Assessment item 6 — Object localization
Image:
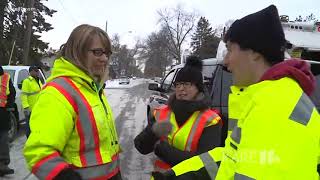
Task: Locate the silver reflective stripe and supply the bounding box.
[52,78,98,166]
[289,93,315,126]
[21,91,40,96]
[199,152,218,180]
[205,113,220,126]
[231,127,241,144]
[35,155,66,179]
[228,118,238,130]
[234,173,255,180]
[185,112,219,151]
[75,158,119,179]
[185,112,204,151]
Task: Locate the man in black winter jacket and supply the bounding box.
[0,66,16,177]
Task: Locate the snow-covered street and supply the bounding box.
[2,78,154,180]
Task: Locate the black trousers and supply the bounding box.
[0,131,10,165]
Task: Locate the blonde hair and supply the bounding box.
[58,24,112,82]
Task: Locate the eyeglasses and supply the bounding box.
[88,48,112,57]
[174,82,193,88]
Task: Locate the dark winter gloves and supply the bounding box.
[152,171,170,180]
[53,168,82,180]
[152,121,172,137]
[154,141,171,158]
[152,170,176,180]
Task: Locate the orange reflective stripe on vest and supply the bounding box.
[153,106,220,172]
[0,73,9,107]
[185,110,220,152]
[32,152,69,180]
[154,106,171,141]
[34,77,119,179]
[154,106,171,123]
[47,77,103,166]
[73,154,120,180]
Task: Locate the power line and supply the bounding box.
[56,0,78,24]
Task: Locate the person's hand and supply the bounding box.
[154,141,170,158]
[24,109,30,117]
[152,121,172,137]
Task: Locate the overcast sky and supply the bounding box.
[40,0,319,50]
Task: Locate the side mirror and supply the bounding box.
[148,83,160,91]
[18,83,22,90]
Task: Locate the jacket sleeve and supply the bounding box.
[7,78,16,106]
[134,123,159,155]
[23,89,74,180]
[154,124,222,166]
[152,148,223,180]
[21,79,30,109]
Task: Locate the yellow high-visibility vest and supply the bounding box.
[21,76,43,111]
[24,58,121,180]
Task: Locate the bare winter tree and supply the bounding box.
[110,34,142,78]
[142,27,173,78]
[157,5,198,63]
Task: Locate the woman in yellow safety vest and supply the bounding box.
[23,24,121,180]
[134,56,222,178]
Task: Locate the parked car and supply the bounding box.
[2,66,46,141]
[119,76,130,84]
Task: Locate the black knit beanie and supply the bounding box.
[174,56,203,92]
[224,5,286,64]
[0,66,3,75]
[29,65,39,72]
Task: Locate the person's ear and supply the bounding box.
[248,50,262,62]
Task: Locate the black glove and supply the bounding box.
[152,170,177,180]
[154,141,170,158]
[53,168,82,180]
[152,171,169,180]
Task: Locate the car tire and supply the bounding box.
[8,112,18,142]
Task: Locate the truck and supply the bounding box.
[2,66,46,141]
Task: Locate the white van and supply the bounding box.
[2,66,46,141]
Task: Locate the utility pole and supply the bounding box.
[23,0,35,65]
[105,20,108,33]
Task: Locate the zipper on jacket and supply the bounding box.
[99,89,118,148]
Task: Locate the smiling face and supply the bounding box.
[85,35,111,78]
[61,25,112,81]
[175,82,199,100]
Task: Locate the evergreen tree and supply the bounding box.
[191,17,220,59]
[0,0,56,65]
